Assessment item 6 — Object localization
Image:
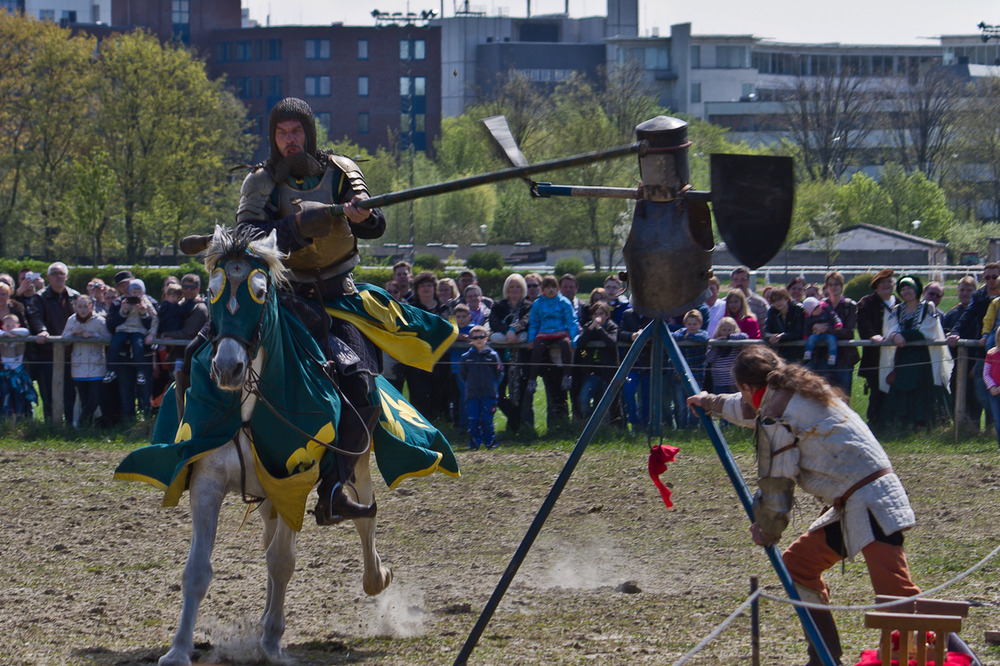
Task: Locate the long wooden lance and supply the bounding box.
[178,141,647,255]
[329,139,648,215]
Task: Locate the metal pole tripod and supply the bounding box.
[454,320,836,666]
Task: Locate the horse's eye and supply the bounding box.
[248,270,267,304]
[208,269,225,304]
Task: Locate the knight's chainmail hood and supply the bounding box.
[266,97,325,180]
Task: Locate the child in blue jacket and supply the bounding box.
[460,325,504,450]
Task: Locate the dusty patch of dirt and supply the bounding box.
[2,443,1000,665]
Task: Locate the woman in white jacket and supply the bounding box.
[65,296,109,427]
[688,345,919,666]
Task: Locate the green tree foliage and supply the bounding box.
[0,15,252,264]
[0,14,97,258]
[96,31,251,262]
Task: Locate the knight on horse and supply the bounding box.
[232,97,456,524]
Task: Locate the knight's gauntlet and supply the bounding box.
[295,200,338,239]
[752,476,795,537]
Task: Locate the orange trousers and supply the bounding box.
[782,525,920,603]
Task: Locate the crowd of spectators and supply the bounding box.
[381,260,996,448]
[0,264,206,428]
[2,257,997,448]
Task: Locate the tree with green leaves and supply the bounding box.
[95,31,251,262]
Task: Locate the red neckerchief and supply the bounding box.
[751,386,767,410]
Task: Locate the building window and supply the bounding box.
[315,112,331,133]
[401,113,410,130]
[171,0,189,24]
[400,77,411,97]
[305,39,330,60]
[358,76,369,96]
[236,77,252,99]
[39,9,54,20]
[235,41,251,61]
[690,82,701,104]
[60,10,77,23]
[358,39,368,60]
[91,4,100,22]
[267,39,282,60]
[414,76,426,96]
[716,45,749,68]
[256,77,264,98]
[399,39,426,61]
[305,76,331,96]
[414,113,426,132]
[690,45,700,68]
[358,112,369,134]
[217,42,231,63]
[267,76,282,97]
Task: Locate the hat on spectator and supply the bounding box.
[801,296,821,316]
[869,269,894,290]
[896,274,923,299]
[114,270,134,285]
[128,279,146,295]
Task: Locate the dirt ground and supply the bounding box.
[2,438,1000,665]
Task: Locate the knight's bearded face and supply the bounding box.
[275,120,306,158]
[271,119,323,181]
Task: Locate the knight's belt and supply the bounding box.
[291,271,356,301]
[287,253,359,286]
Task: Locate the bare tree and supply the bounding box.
[782,65,878,181]
[886,64,964,180]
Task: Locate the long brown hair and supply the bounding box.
[725,290,751,319]
[732,345,837,405]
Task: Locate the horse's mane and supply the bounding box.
[205,225,290,291]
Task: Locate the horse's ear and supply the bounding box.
[254,229,279,256]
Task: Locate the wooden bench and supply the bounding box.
[864,595,969,666]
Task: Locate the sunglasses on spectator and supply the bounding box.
[526,283,541,288]
[182,283,198,288]
[925,291,942,297]
[470,334,487,340]
[986,274,1000,280]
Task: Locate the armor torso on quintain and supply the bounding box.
[276,167,356,271]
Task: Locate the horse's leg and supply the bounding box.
[257,499,278,627]
[159,456,228,666]
[352,451,392,596]
[260,515,297,659]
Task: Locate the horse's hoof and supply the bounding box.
[158,647,192,666]
[364,567,393,596]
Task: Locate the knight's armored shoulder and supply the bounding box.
[328,154,370,199]
[237,167,276,223]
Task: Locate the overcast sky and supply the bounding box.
[242,0,997,45]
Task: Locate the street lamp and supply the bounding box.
[479,224,487,244]
[912,219,922,232]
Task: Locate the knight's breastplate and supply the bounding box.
[276,168,357,272]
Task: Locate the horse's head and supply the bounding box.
[204,226,288,391]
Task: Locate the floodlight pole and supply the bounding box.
[454,321,836,666]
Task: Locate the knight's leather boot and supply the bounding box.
[312,404,382,525]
